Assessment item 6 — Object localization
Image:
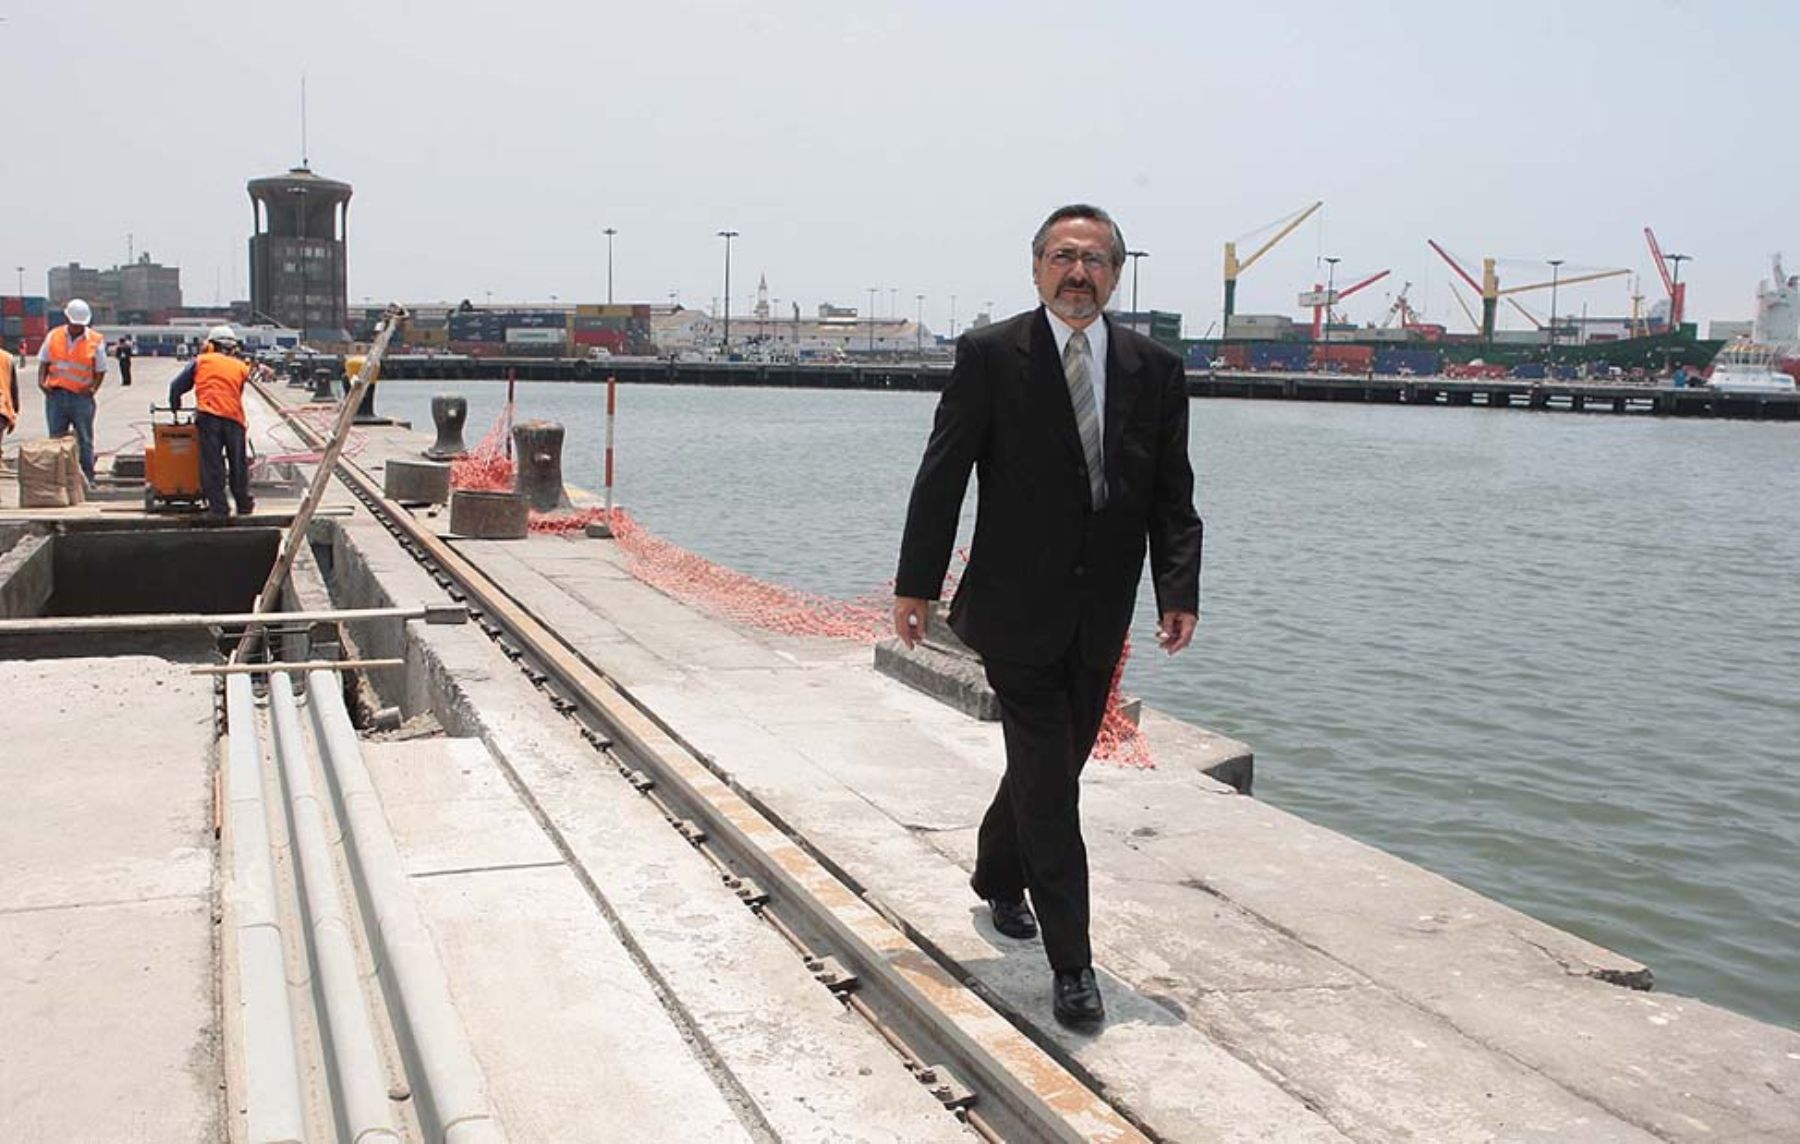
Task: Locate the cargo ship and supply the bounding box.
[1183,327,1721,382]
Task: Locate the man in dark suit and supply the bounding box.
[894,203,1203,1028]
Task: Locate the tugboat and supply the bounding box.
[1704,340,1798,392]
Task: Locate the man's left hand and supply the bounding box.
[1156,610,1197,655]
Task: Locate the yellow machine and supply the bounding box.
[143,404,204,512]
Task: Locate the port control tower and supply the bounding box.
[248,165,352,342]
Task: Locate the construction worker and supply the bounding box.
[169,325,256,518]
[0,338,19,452]
[37,298,108,483]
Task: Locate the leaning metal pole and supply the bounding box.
[231,304,409,664]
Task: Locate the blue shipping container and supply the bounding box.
[1246,342,1309,370]
[1511,363,1547,380]
[1373,348,1441,376]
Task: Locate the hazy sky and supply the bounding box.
[8,1,1794,334]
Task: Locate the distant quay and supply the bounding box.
[373,356,1800,421]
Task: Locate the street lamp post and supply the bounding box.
[1665,252,1690,334]
[915,292,924,354]
[867,287,878,352]
[949,294,957,339]
[717,229,738,357]
[1547,258,1564,367]
[14,266,23,296]
[603,227,617,305]
[1126,249,1149,317]
[1322,256,1341,348]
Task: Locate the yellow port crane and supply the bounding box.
[1223,200,1322,329]
[1427,241,1630,342]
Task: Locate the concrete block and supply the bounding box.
[873,638,999,720]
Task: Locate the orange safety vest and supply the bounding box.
[44,325,105,394]
[0,352,16,429]
[192,351,252,425]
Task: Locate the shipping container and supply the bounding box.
[505,327,566,345]
[1246,342,1310,371]
[1,316,22,337]
[1,296,21,317]
[1311,344,1374,371]
[572,329,628,350]
[25,296,49,316]
[1510,362,1547,380]
[1372,348,1441,376]
[23,316,49,336]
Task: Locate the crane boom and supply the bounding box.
[1239,201,1323,274]
[1497,267,1630,295]
[1427,240,1483,294]
[1506,297,1545,330]
[1447,281,1482,334]
[1644,228,1675,292]
[1337,268,1391,300]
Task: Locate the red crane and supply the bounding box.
[1303,268,1390,339]
[1644,227,1687,329]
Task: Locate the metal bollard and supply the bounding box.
[425,394,469,459]
[310,367,337,402]
[511,420,571,512]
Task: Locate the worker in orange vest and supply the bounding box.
[169,325,258,518]
[0,338,20,450]
[36,298,108,483]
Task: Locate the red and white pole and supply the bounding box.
[504,367,517,459]
[603,374,617,523]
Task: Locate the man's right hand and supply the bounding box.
[893,596,930,648]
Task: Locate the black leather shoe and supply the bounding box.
[1053,967,1105,1028]
[987,897,1037,940]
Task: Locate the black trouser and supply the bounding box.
[118,356,132,386]
[197,411,251,516]
[971,644,1114,971]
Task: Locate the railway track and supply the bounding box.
[260,377,1153,1142]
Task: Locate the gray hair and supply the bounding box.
[1031,203,1127,269]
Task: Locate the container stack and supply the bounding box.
[572,304,652,356]
[1,296,51,354]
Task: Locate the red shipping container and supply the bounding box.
[572,329,627,350]
[23,315,49,335]
[1311,344,1374,371]
[1219,343,1248,370]
[1,296,22,317]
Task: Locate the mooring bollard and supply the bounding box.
[511,420,571,512]
[310,367,337,402]
[346,356,383,425]
[448,489,529,539]
[425,394,468,459]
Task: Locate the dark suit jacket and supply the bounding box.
[896,307,1203,668]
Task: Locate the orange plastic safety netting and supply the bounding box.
[448,402,1153,766]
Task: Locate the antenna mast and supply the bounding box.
[300,72,309,169]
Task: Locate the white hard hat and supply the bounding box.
[64,299,93,325]
[208,324,240,345]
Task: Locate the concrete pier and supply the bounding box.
[1,357,1796,1140]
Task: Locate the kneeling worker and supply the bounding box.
[169,325,256,518]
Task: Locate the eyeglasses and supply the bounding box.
[1043,248,1114,272]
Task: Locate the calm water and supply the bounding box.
[383,380,1799,1030]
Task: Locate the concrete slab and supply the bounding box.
[0,897,221,1142]
[0,656,214,911]
[409,865,752,1142]
[359,737,562,877]
[0,654,220,1141]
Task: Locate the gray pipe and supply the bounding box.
[269,675,404,1143]
[306,670,506,1143]
[225,676,310,1143]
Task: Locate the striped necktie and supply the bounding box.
[1063,329,1106,509]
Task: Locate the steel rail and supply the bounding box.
[262,379,1152,1143]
